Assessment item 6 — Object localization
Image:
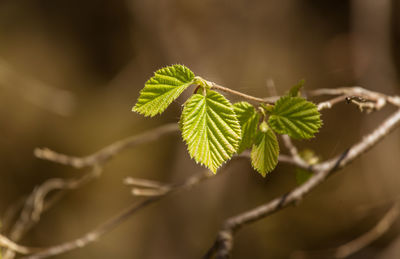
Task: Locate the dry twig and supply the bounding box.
[34,123,179,169]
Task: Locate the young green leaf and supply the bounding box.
[295,168,313,185]
[233,102,260,153]
[251,121,279,177]
[132,64,195,117]
[268,96,322,139]
[288,79,305,97]
[295,149,319,185]
[180,90,241,173]
[299,148,320,165]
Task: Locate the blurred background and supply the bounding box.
[1,0,400,258]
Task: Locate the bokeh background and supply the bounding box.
[1,0,400,258]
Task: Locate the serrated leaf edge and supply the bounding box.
[181,91,241,173]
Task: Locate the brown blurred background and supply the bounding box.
[1,0,400,258]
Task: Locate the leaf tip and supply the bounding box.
[210,167,218,174]
[250,128,279,177]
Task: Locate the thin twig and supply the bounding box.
[310,87,400,109]
[2,197,26,234]
[281,135,300,158]
[280,134,309,169]
[211,83,276,104]
[131,188,170,197]
[123,177,165,189]
[0,234,40,255]
[317,95,349,111]
[212,84,391,112]
[34,123,179,168]
[2,167,103,259]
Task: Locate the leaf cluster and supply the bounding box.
[133,65,322,176]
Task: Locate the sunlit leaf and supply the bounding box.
[288,79,305,97]
[181,90,241,173]
[133,64,195,117]
[233,102,260,153]
[268,96,322,139]
[251,122,279,177]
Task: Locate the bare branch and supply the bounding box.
[211,84,393,113]
[310,87,400,109]
[34,123,179,168]
[124,177,170,196]
[281,135,300,158]
[0,234,39,255]
[317,95,348,111]
[210,83,278,104]
[123,177,165,189]
[280,135,310,170]
[2,167,103,259]
[205,108,400,258]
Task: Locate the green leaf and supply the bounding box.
[268,96,322,139]
[181,90,241,173]
[251,122,279,177]
[261,103,274,113]
[233,102,260,153]
[295,149,319,185]
[299,149,320,165]
[288,79,305,97]
[133,64,195,117]
[295,168,313,185]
